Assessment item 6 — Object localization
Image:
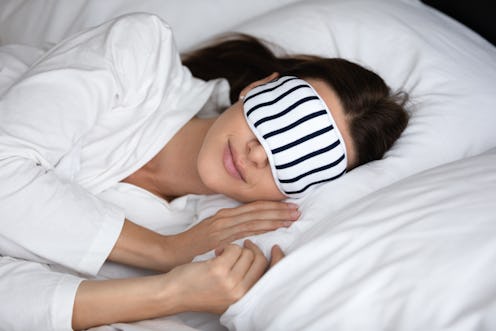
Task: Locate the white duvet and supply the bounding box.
[223,148,496,330]
[1,0,496,330]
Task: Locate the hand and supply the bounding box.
[72,240,285,329]
[164,240,285,314]
[167,201,299,265]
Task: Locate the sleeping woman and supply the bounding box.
[0,13,408,330]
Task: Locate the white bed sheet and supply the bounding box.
[0,44,43,95]
[1,0,496,330]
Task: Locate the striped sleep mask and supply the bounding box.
[242,76,348,198]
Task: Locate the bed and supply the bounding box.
[1,0,495,330]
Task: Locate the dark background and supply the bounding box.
[421,0,495,46]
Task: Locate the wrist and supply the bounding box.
[156,235,178,271]
[154,271,186,315]
[159,233,195,269]
[108,220,179,272]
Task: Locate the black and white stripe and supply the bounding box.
[243,76,348,198]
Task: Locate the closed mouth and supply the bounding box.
[223,140,246,182]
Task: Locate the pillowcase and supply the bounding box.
[229,0,496,213]
[0,0,300,51]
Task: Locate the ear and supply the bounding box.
[239,72,279,100]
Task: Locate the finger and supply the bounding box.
[221,208,300,230]
[219,201,299,217]
[217,219,296,247]
[209,206,300,249]
[241,208,300,222]
[222,219,295,243]
[269,245,285,268]
[214,244,243,269]
[214,245,225,257]
[239,240,269,289]
[230,245,256,282]
[211,209,300,245]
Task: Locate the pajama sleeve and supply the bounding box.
[0,14,182,276]
[0,256,84,331]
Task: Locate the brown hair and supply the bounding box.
[182,34,409,168]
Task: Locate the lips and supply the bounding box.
[223,141,245,181]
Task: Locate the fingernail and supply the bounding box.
[291,210,300,219]
[287,203,299,209]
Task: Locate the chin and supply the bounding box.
[227,190,286,203]
[198,172,222,194]
[226,193,254,203]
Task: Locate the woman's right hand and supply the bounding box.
[73,240,284,330]
[162,239,285,315]
[166,201,299,266]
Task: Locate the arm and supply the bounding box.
[73,241,284,330]
[0,14,184,275]
[0,242,283,331]
[0,13,297,276]
[0,256,84,331]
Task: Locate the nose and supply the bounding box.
[247,139,269,169]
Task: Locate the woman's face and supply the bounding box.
[197,75,354,203]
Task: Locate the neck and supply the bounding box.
[122,117,216,201]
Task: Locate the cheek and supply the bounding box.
[260,177,287,201]
[239,172,287,202]
[197,131,223,190]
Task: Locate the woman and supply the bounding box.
[0,14,408,330]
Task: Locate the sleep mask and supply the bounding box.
[242,76,348,198]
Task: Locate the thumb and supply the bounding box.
[269,245,285,268]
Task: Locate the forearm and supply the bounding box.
[73,241,283,330]
[72,275,178,330]
[108,219,180,272]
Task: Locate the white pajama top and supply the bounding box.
[0,13,226,331]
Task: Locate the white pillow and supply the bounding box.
[229,0,496,213]
[0,0,300,51]
[193,0,496,263]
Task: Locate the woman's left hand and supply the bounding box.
[165,200,299,266]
